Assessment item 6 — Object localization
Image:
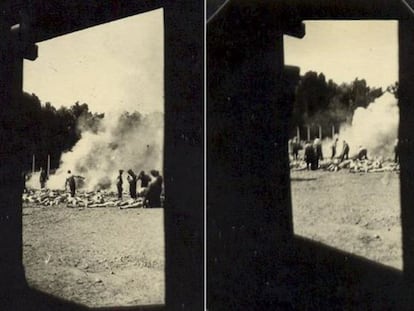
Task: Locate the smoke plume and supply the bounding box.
[323,92,399,159]
[47,111,164,191]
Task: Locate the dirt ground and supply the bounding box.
[291,169,402,270]
[22,203,164,308]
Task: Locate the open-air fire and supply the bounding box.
[289,92,399,174]
[24,110,164,208]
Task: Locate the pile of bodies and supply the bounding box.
[22,189,147,209]
[290,158,400,173]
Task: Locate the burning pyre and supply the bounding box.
[290,91,400,173]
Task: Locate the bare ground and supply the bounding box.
[291,170,402,270]
[22,204,164,308]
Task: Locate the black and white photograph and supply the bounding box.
[285,20,401,269]
[0,1,203,310]
[207,1,414,310]
[22,9,165,307]
[7,0,414,310]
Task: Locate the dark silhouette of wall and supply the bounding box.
[399,17,414,292]
[208,1,414,310]
[207,4,295,309]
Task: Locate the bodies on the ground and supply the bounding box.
[144,170,163,208]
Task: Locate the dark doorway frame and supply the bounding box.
[208,1,414,309]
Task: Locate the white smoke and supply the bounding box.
[47,111,164,191]
[26,171,41,189]
[322,92,399,159]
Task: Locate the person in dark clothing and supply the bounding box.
[304,141,315,170]
[39,167,48,189]
[288,139,293,159]
[340,140,350,162]
[331,138,339,159]
[313,138,323,170]
[357,146,368,160]
[22,171,28,193]
[65,170,76,197]
[138,171,151,188]
[116,170,123,199]
[394,139,400,164]
[127,169,137,199]
[144,170,163,208]
[292,137,302,160]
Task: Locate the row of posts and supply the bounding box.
[296,125,337,141]
[31,154,51,177]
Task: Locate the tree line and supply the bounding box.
[17,92,104,172]
[290,71,398,139]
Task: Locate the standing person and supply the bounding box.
[138,171,151,188]
[127,169,137,199]
[313,138,323,169]
[116,170,123,199]
[357,146,368,160]
[292,137,302,160]
[394,138,400,164]
[304,141,315,170]
[144,170,163,208]
[331,138,339,159]
[39,167,48,189]
[65,170,76,197]
[340,140,350,162]
[22,171,28,193]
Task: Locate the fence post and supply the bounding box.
[47,154,50,177]
[32,154,35,174]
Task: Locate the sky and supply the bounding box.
[284,21,398,89]
[23,8,164,115]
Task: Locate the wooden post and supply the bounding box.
[332,125,335,138]
[32,154,35,174]
[306,125,310,141]
[296,126,300,141]
[319,125,322,139]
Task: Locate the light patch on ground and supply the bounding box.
[291,170,402,270]
[23,205,164,307]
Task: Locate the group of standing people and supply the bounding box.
[303,138,324,170]
[292,135,402,170]
[62,168,163,208]
[116,169,163,208]
[331,138,350,162]
[290,137,352,170]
